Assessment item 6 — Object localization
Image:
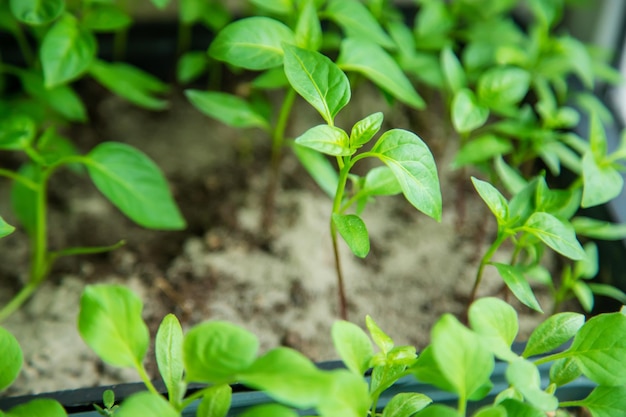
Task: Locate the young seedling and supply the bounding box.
[94,390,118,417]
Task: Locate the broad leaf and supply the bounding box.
[197,385,232,417]
[574,386,626,417]
[0,115,36,150]
[492,263,543,313]
[499,399,546,417]
[477,66,530,109]
[78,284,149,368]
[4,398,67,417]
[85,142,186,230]
[371,129,441,221]
[156,314,185,406]
[316,370,370,417]
[495,156,527,195]
[184,321,259,384]
[9,0,64,25]
[116,392,178,417]
[338,38,425,109]
[0,215,15,239]
[331,320,374,376]
[506,358,558,411]
[414,404,459,417]
[209,17,295,70]
[361,166,402,197]
[573,217,626,240]
[453,134,511,167]
[523,312,585,358]
[248,0,292,15]
[326,0,394,49]
[41,14,97,87]
[471,177,509,224]
[451,89,489,134]
[441,47,466,93]
[581,151,623,208]
[382,393,432,417]
[332,213,370,258]
[185,90,269,130]
[0,326,22,391]
[89,60,168,110]
[83,4,133,32]
[177,51,208,84]
[292,143,338,198]
[294,124,351,156]
[468,297,518,361]
[523,212,585,260]
[20,71,87,122]
[549,357,582,387]
[366,315,394,354]
[283,44,350,125]
[472,406,507,417]
[350,112,383,149]
[294,0,322,51]
[239,404,298,417]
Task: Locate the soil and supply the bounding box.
[0,81,557,397]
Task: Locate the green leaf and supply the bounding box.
[549,357,582,387]
[338,39,425,109]
[366,315,394,354]
[37,128,79,166]
[248,0,293,15]
[361,166,402,197]
[325,0,394,49]
[0,215,15,239]
[292,143,338,198]
[0,326,22,391]
[85,142,185,230]
[10,164,39,235]
[197,385,232,417]
[0,114,36,150]
[184,321,259,384]
[492,263,543,313]
[588,283,626,305]
[558,36,594,89]
[581,152,623,208]
[177,51,208,84]
[441,47,466,93]
[283,44,351,125]
[115,392,178,417]
[9,0,64,25]
[566,312,626,385]
[185,90,269,130]
[332,320,374,376]
[573,280,594,312]
[209,17,295,70]
[239,348,326,408]
[471,177,509,224]
[468,297,518,361]
[150,0,170,10]
[472,406,506,417]
[498,399,545,417]
[370,129,441,221]
[523,212,586,260]
[451,89,489,134]
[350,112,383,149]
[573,216,626,240]
[495,156,527,195]
[40,14,97,88]
[414,404,460,417]
[332,213,370,258]
[20,71,87,122]
[239,404,298,417]
[4,398,67,417]
[156,314,185,406]
[294,124,351,156]
[453,134,511,168]
[574,386,626,417]
[382,393,432,417]
[83,4,133,32]
[316,370,370,417]
[522,312,585,358]
[89,60,168,110]
[78,284,149,368]
[431,314,494,400]
[477,66,530,109]
[294,0,322,51]
[506,358,558,411]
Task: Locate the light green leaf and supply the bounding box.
[506,358,558,411]
[239,404,298,417]
[441,47,466,94]
[350,112,383,149]
[185,90,269,130]
[184,321,259,384]
[4,398,67,417]
[325,0,394,49]
[249,0,292,15]
[523,313,585,358]
[116,392,178,417]
[588,283,626,305]
[366,315,394,354]
[468,297,518,361]
[499,399,545,417]
[559,36,594,89]
[9,0,63,25]
[78,284,149,368]
[382,393,432,417]
[85,142,186,230]
[361,166,402,197]
[89,60,168,110]
[177,52,208,84]
[574,386,626,417]
[83,4,133,32]
[197,385,232,417]
[471,177,509,224]
[338,38,425,110]
[295,124,351,156]
[492,263,543,313]
[431,314,494,400]
[371,129,441,221]
[573,217,626,240]
[332,213,370,258]
[451,88,489,134]
[0,216,15,239]
[156,314,185,406]
[283,44,350,125]
[573,281,594,312]
[566,312,626,385]
[41,14,96,88]
[581,152,623,208]
[316,370,370,417]
[495,156,527,195]
[209,17,295,70]
[472,406,507,417]
[549,357,582,387]
[295,0,322,51]
[453,134,511,167]
[292,143,338,198]
[0,326,22,391]
[331,320,374,376]
[20,70,88,122]
[0,114,36,150]
[477,66,530,109]
[523,212,586,260]
[414,404,459,417]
